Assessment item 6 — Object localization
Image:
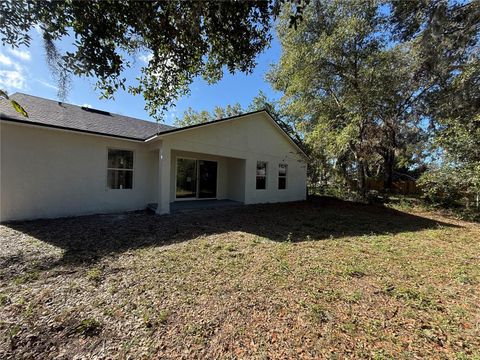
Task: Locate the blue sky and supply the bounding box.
[0,28,282,126]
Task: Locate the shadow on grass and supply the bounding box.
[4,196,458,268]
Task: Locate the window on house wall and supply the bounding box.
[107,149,133,189]
[278,164,288,190]
[256,161,267,190]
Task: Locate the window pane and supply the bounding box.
[256,176,266,190]
[108,149,133,169]
[256,161,267,176]
[278,177,286,190]
[176,158,197,198]
[198,160,218,199]
[279,164,287,176]
[108,170,133,189]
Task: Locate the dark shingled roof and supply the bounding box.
[0,93,308,157]
[0,93,175,140]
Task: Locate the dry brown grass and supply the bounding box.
[0,197,479,359]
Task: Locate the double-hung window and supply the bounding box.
[278,164,287,190]
[256,161,267,190]
[107,149,133,189]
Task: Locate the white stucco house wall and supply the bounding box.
[0,93,308,222]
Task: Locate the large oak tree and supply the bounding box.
[0,0,306,119]
[268,0,427,195]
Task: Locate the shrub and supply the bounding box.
[418,163,480,210]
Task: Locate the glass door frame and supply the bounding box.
[175,157,218,201]
[175,157,198,200]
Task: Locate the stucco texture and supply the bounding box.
[0,123,155,221]
[1,112,306,221]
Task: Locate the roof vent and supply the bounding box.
[81,106,111,116]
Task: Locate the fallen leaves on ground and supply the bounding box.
[0,197,479,359]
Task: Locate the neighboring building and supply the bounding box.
[0,93,308,221]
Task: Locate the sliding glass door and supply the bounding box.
[198,160,218,198]
[176,158,217,199]
[176,158,197,199]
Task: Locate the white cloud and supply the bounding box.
[0,70,27,91]
[8,48,31,61]
[0,50,28,91]
[81,103,92,108]
[35,79,59,91]
[0,53,13,67]
[0,50,29,91]
[139,53,153,64]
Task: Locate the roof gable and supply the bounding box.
[153,110,308,158]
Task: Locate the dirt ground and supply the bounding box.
[1,197,479,359]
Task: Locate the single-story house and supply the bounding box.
[0,93,308,222]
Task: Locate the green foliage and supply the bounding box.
[247,90,277,114]
[269,0,427,197]
[2,0,478,211]
[418,167,466,206]
[173,103,243,127]
[390,0,480,211]
[417,60,479,211]
[0,0,308,119]
[13,270,40,285]
[268,0,478,206]
[174,90,282,126]
[390,0,479,85]
[143,309,169,329]
[419,163,480,209]
[10,100,28,117]
[0,293,11,306]
[173,107,215,127]
[0,89,28,117]
[309,303,331,323]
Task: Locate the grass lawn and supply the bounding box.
[0,197,479,359]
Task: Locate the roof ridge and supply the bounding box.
[11,92,176,129]
[10,93,273,130]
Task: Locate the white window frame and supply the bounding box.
[106,148,134,190]
[175,156,198,201]
[278,163,288,190]
[256,161,268,190]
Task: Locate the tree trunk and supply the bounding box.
[384,149,395,193]
[358,160,367,199]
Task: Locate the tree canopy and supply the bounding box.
[173,103,244,127]
[263,0,478,203]
[389,0,480,208]
[0,0,308,119]
[173,91,277,127]
[268,0,427,194]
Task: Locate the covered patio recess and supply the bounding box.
[150,146,246,214]
[146,110,308,216]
